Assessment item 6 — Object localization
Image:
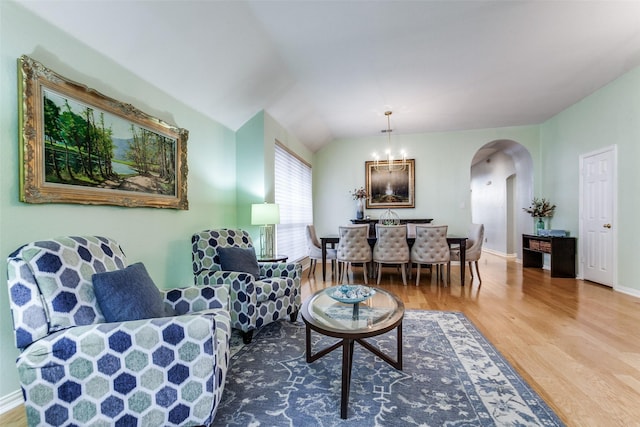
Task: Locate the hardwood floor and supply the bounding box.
[305,253,640,427]
[3,253,640,426]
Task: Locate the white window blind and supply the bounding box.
[275,142,312,262]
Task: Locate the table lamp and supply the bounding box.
[251,203,280,258]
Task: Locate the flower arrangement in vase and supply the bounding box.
[351,187,368,220]
[523,197,556,234]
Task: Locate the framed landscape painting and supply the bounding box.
[18,55,189,209]
[365,159,415,209]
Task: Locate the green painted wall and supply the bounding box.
[313,126,540,238]
[264,111,313,164]
[237,112,267,205]
[235,110,312,254]
[236,111,267,245]
[0,2,237,398]
[539,67,640,295]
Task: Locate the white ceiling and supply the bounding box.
[17,0,640,152]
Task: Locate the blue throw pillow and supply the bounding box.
[218,247,260,279]
[92,262,174,322]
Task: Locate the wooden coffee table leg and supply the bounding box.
[356,321,403,370]
[306,326,343,363]
[396,321,403,370]
[341,339,355,419]
[305,324,312,363]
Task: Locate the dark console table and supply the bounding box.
[522,234,576,278]
[350,218,433,238]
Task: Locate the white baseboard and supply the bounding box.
[0,389,23,414]
[614,284,640,298]
[449,248,514,261]
[481,248,516,258]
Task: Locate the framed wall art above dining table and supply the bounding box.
[365,159,415,209]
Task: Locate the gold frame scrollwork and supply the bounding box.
[18,55,189,209]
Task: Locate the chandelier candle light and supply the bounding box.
[251,203,280,258]
[373,111,406,172]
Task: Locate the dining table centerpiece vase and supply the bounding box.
[356,198,364,219]
[523,198,556,235]
[351,187,368,220]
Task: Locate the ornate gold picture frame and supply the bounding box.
[18,55,189,209]
[365,159,415,209]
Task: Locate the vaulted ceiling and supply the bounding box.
[18,0,640,152]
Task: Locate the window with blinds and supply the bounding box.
[275,142,312,263]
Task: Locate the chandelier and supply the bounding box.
[372,111,406,172]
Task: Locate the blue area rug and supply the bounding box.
[213,310,564,426]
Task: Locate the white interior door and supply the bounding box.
[580,146,616,287]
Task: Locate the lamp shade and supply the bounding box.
[251,203,280,225]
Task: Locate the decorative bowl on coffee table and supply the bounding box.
[329,285,376,304]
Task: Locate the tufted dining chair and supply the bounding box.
[192,229,301,344]
[410,225,450,285]
[450,223,485,283]
[336,224,372,284]
[7,236,231,426]
[306,224,337,279]
[373,224,410,285]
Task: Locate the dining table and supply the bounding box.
[320,235,468,286]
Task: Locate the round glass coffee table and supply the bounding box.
[301,286,405,419]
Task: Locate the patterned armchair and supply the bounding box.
[6,236,231,426]
[192,229,302,344]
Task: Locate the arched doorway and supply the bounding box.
[469,140,533,258]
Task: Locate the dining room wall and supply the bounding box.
[313,125,540,243]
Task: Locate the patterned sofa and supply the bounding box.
[6,236,231,426]
[192,229,301,343]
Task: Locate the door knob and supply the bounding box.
[603,223,612,229]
